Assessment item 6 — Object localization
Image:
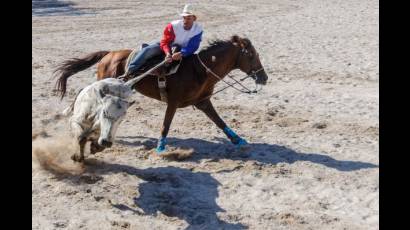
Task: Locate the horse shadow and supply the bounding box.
[32,0,91,16]
[116,136,378,172]
[49,135,377,229]
[69,160,247,230]
[134,166,246,229]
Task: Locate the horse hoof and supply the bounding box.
[235,138,248,146]
[156,137,167,154]
[156,146,166,154]
[235,138,250,150]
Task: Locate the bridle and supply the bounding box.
[196,46,264,96]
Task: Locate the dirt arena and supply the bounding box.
[32,0,379,229]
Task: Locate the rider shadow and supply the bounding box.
[116,136,378,171]
[79,161,247,230]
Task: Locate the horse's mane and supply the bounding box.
[199,35,252,54]
[191,36,252,84]
[200,39,233,53]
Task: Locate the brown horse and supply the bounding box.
[54,35,268,153]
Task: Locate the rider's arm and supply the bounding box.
[181,31,202,57]
[160,23,175,55]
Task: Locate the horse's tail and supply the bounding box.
[53,50,110,99]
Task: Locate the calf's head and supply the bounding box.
[97,92,134,148]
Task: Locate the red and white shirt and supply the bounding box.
[160,20,203,57]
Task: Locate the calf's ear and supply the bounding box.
[98,89,105,99]
[97,85,109,99]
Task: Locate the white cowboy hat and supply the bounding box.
[179,4,196,17]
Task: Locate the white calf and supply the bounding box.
[62,78,134,162]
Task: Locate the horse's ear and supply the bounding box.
[231,35,247,48]
[241,39,249,48]
[231,35,241,45]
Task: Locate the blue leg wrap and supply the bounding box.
[156,137,167,153]
[223,126,238,138]
[223,127,248,147]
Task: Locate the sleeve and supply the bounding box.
[181,31,203,57]
[160,23,175,55]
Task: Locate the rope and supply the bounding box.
[211,76,252,95]
[124,60,168,88]
[196,54,264,95]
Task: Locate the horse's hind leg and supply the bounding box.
[156,104,177,153]
[194,99,248,147]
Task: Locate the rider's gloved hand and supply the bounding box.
[172,52,182,61]
[165,53,173,63]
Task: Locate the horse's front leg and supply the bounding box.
[194,99,248,147]
[156,104,177,153]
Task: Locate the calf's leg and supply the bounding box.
[90,140,106,154]
[69,121,88,162]
[71,137,87,162]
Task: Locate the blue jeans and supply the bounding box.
[128,42,162,73]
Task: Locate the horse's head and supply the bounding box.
[231,36,268,85]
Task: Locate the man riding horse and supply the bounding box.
[119,4,203,80]
[54,5,268,155]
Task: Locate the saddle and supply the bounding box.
[125,44,181,77]
[124,44,182,103]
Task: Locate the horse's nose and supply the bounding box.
[257,72,268,85]
[256,76,267,85]
[99,139,112,147]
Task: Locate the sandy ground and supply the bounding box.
[32,0,379,229]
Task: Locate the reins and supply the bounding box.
[196,54,264,96]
